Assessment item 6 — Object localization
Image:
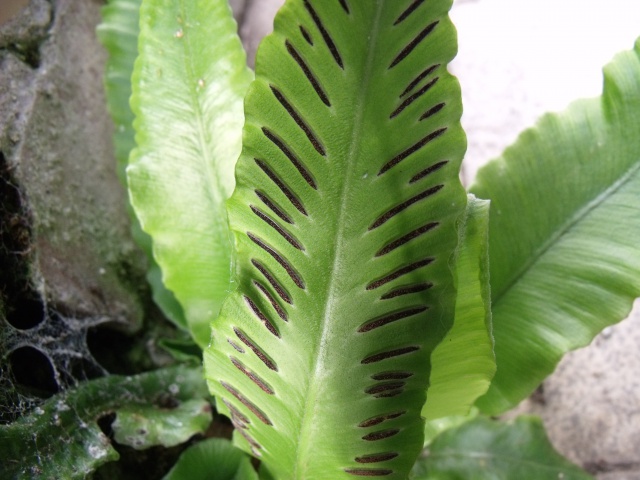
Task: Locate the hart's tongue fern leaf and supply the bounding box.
[205,0,467,477]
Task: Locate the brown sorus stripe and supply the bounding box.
[355,452,399,464]
[389,21,438,69]
[234,327,278,371]
[366,258,434,290]
[375,223,438,257]
[220,381,272,425]
[230,356,274,394]
[244,295,280,337]
[250,205,304,250]
[251,259,293,304]
[393,0,426,26]
[248,233,305,289]
[361,346,420,364]
[358,411,406,428]
[362,429,400,441]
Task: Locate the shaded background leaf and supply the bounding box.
[112,398,211,450]
[411,416,593,480]
[162,437,258,480]
[0,365,209,479]
[470,38,640,414]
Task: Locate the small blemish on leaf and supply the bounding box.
[174,29,184,38]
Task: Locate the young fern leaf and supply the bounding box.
[128,0,252,346]
[205,1,467,478]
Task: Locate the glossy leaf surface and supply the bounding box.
[98,0,187,330]
[422,195,494,420]
[471,38,640,413]
[205,0,467,478]
[411,416,592,479]
[128,0,252,346]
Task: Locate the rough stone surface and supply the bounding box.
[0,0,147,331]
[0,0,151,413]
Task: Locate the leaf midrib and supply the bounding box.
[491,160,640,306]
[293,3,385,477]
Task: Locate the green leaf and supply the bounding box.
[422,195,494,420]
[112,398,211,449]
[0,365,209,479]
[411,416,593,480]
[162,437,258,480]
[423,408,478,447]
[205,0,467,477]
[470,38,640,414]
[97,0,141,185]
[127,0,253,347]
[98,0,188,331]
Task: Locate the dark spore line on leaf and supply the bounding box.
[370,185,444,229]
[362,429,401,441]
[338,0,350,14]
[251,259,293,304]
[400,64,440,98]
[371,371,413,381]
[223,398,250,426]
[394,0,426,26]
[253,280,288,321]
[262,127,317,189]
[255,190,294,224]
[244,295,280,337]
[221,381,273,425]
[233,327,279,371]
[355,453,399,464]
[300,25,314,45]
[344,468,393,476]
[303,0,343,68]
[358,306,428,332]
[365,382,406,395]
[228,339,245,353]
[250,205,304,250]
[270,86,326,156]
[230,356,275,394]
[378,128,447,175]
[255,158,308,215]
[374,389,404,399]
[361,346,420,364]
[376,223,439,257]
[419,103,446,122]
[410,160,448,183]
[389,21,438,69]
[358,411,406,428]
[380,282,433,299]
[247,233,306,288]
[366,258,434,290]
[285,40,331,106]
[391,77,439,119]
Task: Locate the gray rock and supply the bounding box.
[1,0,146,328]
